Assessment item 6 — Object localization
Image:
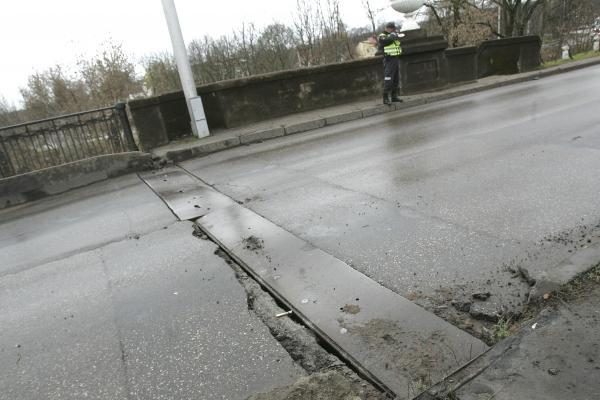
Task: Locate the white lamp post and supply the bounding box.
[161,0,209,138]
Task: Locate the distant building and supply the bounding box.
[355,36,378,58]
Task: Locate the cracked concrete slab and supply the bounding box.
[196,202,488,398]
[0,176,304,400]
[142,163,489,399]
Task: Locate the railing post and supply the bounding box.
[115,103,138,151]
[0,140,15,178]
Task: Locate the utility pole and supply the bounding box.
[161,0,209,138]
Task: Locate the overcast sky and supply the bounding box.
[0,0,407,105]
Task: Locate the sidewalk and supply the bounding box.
[417,266,600,400]
[152,55,600,163]
[457,288,600,400]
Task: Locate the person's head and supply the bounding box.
[385,22,396,33]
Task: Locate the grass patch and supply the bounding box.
[557,263,600,300]
[542,50,600,68]
[491,318,512,342]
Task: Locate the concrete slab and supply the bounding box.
[139,167,236,221]
[196,203,488,398]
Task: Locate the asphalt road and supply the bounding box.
[0,175,304,399]
[183,66,600,320]
[2,65,600,399]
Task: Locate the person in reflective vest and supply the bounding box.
[378,22,403,105]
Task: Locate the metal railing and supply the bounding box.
[0,103,137,178]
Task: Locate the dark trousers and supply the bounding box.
[383,56,401,93]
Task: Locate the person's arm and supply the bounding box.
[378,33,396,47]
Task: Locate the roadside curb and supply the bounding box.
[152,56,600,164]
[528,242,600,301]
[413,310,556,400]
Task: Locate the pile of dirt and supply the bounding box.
[248,370,365,400]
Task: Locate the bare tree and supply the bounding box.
[550,0,598,54]
[0,96,22,126]
[78,40,142,105]
[490,0,545,37]
[255,24,296,72]
[142,52,181,95]
[235,22,259,76]
[293,0,354,65]
[19,72,55,119]
[362,0,379,35]
[15,40,142,120]
[425,0,497,46]
[6,6,381,121]
[293,0,322,65]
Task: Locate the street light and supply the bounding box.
[161,0,209,139]
[389,0,427,31]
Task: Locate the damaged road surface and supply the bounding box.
[139,167,236,220]
[197,203,488,397]
[140,167,488,398]
[181,66,600,338]
[0,175,304,400]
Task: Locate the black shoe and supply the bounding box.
[383,92,392,105]
[392,89,403,103]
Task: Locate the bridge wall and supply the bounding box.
[128,36,542,151]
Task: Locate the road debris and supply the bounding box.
[276,311,293,318]
[469,303,502,322]
[451,300,472,312]
[518,266,536,286]
[340,304,361,315]
[472,292,491,301]
[243,235,264,251]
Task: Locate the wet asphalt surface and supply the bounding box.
[2,66,600,399]
[182,66,600,324]
[0,176,303,399]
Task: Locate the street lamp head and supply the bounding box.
[389,0,426,14]
[389,0,427,31]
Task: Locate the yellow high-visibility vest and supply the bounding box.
[379,33,402,56]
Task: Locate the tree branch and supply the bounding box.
[476,21,506,38]
[425,4,445,30]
